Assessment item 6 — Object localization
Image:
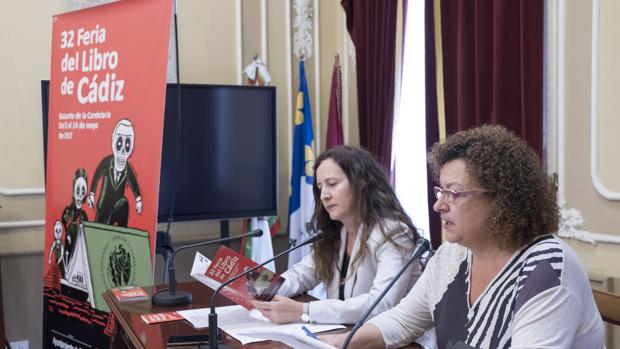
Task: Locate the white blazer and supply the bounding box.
[278,220,421,324]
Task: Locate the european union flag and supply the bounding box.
[287,61,316,268]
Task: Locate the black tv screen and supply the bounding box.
[42,81,278,222]
[158,83,278,221]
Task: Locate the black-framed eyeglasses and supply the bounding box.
[433,186,493,203]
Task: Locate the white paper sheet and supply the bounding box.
[177,305,343,346]
[235,327,338,349]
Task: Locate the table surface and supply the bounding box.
[104,281,340,348]
[104,281,422,348]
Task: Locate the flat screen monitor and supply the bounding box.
[42,81,278,222]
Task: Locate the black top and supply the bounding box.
[339,252,350,301]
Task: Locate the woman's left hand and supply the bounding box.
[251,295,304,324]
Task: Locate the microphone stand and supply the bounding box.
[208,231,323,349]
[152,229,263,307]
[342,238,431,349]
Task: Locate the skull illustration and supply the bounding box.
[54,220,63,240]
[73,168,88,209]
[112,119,135,173]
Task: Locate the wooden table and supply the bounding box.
[104,281,334,348]
[104,281,422,348]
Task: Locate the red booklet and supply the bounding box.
[111,286,149,302]
[141,311,184,324]
[203,246,285,310]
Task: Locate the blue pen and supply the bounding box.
[301,325,319,340]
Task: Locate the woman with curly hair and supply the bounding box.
[252,145,424,327]
[324,125,604,348]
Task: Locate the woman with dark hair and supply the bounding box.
[252,145,423,326]
[323,125,604,348]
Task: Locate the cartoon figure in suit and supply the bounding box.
[88,118,142,227]
[62,168,89,265]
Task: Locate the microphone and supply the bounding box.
[151,229,263,307]
[208,230,323,349]
[342,238,431,349]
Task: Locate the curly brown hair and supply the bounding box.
[427,125,558,250]
[311,145,418,284]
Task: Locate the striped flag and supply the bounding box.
[241,217,277,272]
[239,56,279,270]
[287,61,316,268]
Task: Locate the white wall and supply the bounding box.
[551,0,620,346]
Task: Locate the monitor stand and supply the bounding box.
[219,220,230,247]
[155,220,231,283]
[155,230,173,284]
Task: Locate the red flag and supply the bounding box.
[326,55,344,149]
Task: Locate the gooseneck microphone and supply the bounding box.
[208,230,324,349]
[152,229,263,307]
[342,238,431,349]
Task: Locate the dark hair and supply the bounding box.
[428,125,559,250]
[311,145,418,284]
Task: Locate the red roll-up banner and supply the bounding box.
[43,0,172,347]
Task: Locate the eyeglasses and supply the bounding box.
[433,186,493,202]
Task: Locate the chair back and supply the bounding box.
[593,288,620,326]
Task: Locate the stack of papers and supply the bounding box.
[177,305,342,349]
